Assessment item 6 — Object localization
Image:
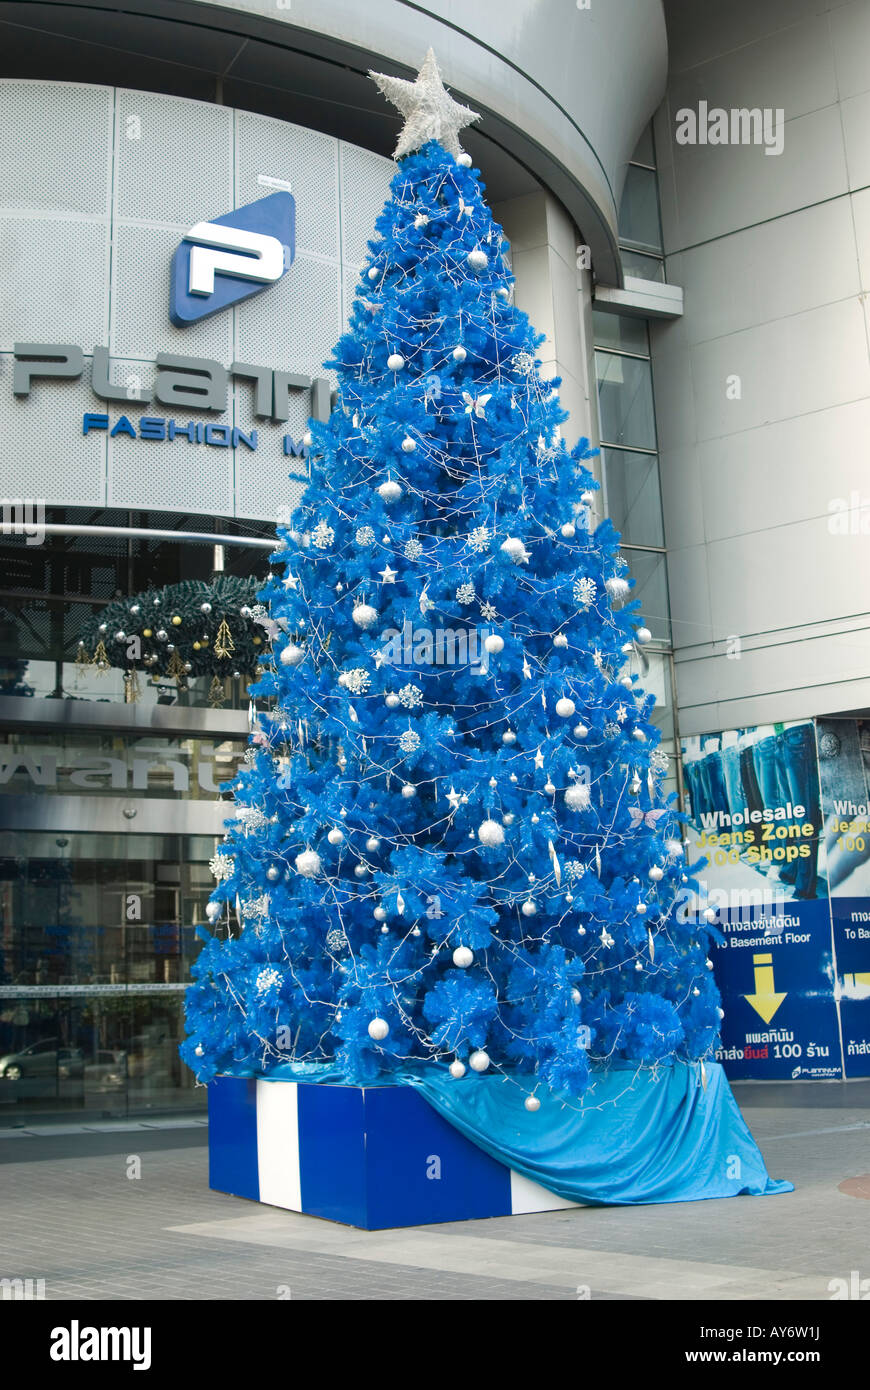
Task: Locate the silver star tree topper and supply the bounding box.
[370,47,480,160]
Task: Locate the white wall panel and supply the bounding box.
[0,80,113,217]
[686,298,870,443]
[830,0,870,101]
[236,111,340,263]
[840,88,870,191]
[113,89,233,226]
[233,380,308,525]
[105,362,235,517]
[339,141,394,267]
[0,356,106,507]
[0,217,110,353]
[667,13,837,129]
[664,200,860,348]
[235,251,341,384]
[697,399,870,544]
[665,0,822,75]
[665,102,848,252]
[663,542,713,652]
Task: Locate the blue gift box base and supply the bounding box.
[208,1076,578,1229]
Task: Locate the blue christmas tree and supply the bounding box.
[182,51,720,1102]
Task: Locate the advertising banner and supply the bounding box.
[681,718,870,1081]
[817,718,870,1078]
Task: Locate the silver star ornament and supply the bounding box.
[370,48,481,160]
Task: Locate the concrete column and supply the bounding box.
[495,191,600,482]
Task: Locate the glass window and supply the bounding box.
[595,351,658,450]
[0,831,217,1121]
[622,548,671,644]
[0,594,262,709]
[602,447,665,548]
[591,310,649,357]
[630,125,656,168]
[620,250,666,283]
[618,164,663,254]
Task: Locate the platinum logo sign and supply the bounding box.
[170,191,295,326]
[185,221,285,298]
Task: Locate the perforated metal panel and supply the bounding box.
[106,361,234,515]
[235,251,341,381]
[339,142,395,267]
[0,80,113,217]
[0,216,110,354]
[110,222,233,362]
[0,80,395,523]
[0,353,106,506]
[114,89,233,226]
[233,379,308,524]
[235,110,340,262]
[342,262,365,334]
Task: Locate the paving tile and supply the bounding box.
[0,1088,867,1299]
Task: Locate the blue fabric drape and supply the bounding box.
[405,1062,791,1205]
[218,1059,791,1207]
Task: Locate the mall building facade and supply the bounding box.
[1,0,868,1117]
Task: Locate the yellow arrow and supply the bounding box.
[744,953,787,1024]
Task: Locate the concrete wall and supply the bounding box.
[496,192,599,454]
[654,0,870,735]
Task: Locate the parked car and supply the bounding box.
[0,1038,84,1082]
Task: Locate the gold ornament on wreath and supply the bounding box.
[214,618,235,659]
[166,648,188,686]
[123,669,142,703]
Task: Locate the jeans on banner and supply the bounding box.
[776,724,821,899]
[702,751,730,817]
[753,736,789,815]
[684,760,707,822]
[683,760,698,820]
[740,746,765,821]
[753,735,796,883]
[721,744,745,817]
